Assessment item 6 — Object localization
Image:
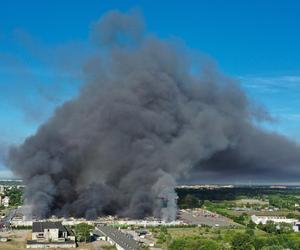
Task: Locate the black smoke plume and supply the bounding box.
[7,10,300,220]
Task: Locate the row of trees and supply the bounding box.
[177,186,300,203]
[178,194,204,209]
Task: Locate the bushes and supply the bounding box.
[257,221,277,234]
[166,227,300,250]
[168,237,220,250]
[247,220,256,229]
[179,194,204,209]
[231,231,300,250]
[74,223,93,242]
[257,221,293,234]
[231,233,254,250]
[5,187,23,207]
[233,214,247,225]
[156,226,172,245]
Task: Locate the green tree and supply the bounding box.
[277,223,293,234]
[157,226,171,244]
[199,239,220,250]
[264,221,277,234]
[168,238,186,250]
[245,229,255,237]
[74,223,93,242]
[180,194,201,209]
[233,213,249,225]
[231,233,254,250]
[5,187,23,207]
[247,220,256,229]
[253,237,267,250]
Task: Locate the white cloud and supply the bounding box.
[239,75,300,92]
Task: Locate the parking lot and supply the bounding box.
[179,209,236,227]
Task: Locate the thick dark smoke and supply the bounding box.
[7,11,300,220]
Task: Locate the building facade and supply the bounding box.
[27,221,76,248]
[251,215,298,225]
[2,196,9,207]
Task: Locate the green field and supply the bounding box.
[167,226,267,239]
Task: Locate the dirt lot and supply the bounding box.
[0,229,30,250]
[0,230,114,250]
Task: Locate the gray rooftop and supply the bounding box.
[96,225,140,250]
[32,221,67,233]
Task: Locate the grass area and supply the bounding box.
[77,242,117,250]
[168,226,267,240]
[167,227,201,238]
[101,246,117,250]
[286,232,300,244]
[148,226,269,249]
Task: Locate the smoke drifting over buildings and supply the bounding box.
[7,11,300,220]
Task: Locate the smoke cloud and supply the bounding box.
[7,10,300,220]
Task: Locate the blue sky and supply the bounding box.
[1,0,300,178]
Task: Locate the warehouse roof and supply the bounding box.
[96,225,140,250]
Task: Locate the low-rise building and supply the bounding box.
[251,215,298,225]
[251,214,300,232]
[94,225,140,250]
[2,196,9,207]
[26,221,76,248]
[293,222,300,232]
